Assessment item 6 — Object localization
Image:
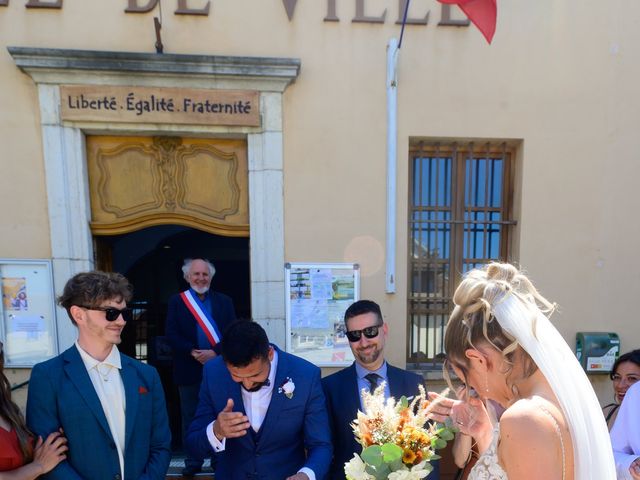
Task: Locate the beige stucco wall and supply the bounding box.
[1,1,639,405]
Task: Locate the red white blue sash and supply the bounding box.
[179,289,222,347]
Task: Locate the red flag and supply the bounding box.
[438,0,497,44]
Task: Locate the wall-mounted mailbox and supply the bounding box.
[576,332,620,374]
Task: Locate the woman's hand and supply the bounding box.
[31,430,68,475]
[629,458,640,480]
[427,391,494,453]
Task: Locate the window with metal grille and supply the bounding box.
[407,141,516,369]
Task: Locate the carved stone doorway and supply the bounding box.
[88,134,251,451]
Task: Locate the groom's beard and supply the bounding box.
[241,378,271,393]
[241,363,272,392]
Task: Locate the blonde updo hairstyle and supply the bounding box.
[445,262,555,396]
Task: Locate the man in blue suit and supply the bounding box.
[27,271,171,480]
[165,258,236,476]
[322,300,440,480]
[186,320,332,480]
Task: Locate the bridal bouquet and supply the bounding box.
[345,384,454,480]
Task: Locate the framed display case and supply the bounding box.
[0,259,58,367]
[285,262,359,367]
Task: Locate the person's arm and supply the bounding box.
[136,368,172,480]
[298,368,333,480]
[320,377,338,463]
[498,404,564,480]
[25,364,84,480]
[165,296,196,355]
[185,363,240,460]
[0,431,67,480]
[611,383,640,479]
[452,431,474,468]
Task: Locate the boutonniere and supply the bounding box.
[278,377,295,399]
[138,386,148,395]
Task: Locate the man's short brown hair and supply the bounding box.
[58,271,133,325]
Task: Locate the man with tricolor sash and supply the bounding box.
[166,258,237,476]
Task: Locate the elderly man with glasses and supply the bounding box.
[26,271,171,480]
[321,299,440,480]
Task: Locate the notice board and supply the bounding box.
[285,263,359,367]
[0,259,58,367]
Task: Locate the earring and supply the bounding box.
[484,373,490,393]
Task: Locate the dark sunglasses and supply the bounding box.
[79,306,133,322]
[345,324,382,343]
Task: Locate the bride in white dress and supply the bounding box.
[429,263,616,480]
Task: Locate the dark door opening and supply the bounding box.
[94,225,250,450]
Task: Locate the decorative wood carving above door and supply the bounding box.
[86,136,249,236]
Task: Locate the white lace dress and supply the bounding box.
[468,424,508,480]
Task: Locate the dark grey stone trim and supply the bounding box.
[8,47,300,82]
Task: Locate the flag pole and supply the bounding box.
[385,0,409,294]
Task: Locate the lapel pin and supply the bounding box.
[278,377,295,399]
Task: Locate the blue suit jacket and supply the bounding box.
[322,362,440,480]
[165,290,236,385]
[26,345,171,480]
[186,346,333,480]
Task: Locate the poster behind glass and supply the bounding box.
[286,263,359,367]
[0,260,58,367]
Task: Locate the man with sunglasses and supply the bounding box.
[26,271,171,480]
[322,300,440,480]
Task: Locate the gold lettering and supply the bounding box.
[324,0,338,22]
[353,0,386,24]
[125,0,158,13]
[282,0,298,21]
[396,0,428,25]
[438,4,469,26]
[175,0,210,15]
[25,0,62,8]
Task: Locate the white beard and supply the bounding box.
[191,285,209,295]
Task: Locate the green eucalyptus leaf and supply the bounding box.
[381,443,403,463]
[389,458,405,471]
[365,463,392,480]
[362,445,384,467]
[433,438,447,450]
[439,429,455,441]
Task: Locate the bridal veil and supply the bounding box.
[491,280,616,480]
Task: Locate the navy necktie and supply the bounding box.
[364,373,380,393]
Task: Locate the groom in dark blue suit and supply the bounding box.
[322,300,440,480]
[186,320,332,480]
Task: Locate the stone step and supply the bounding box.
[166,455,215,479]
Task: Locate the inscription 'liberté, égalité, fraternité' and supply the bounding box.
[67,92,252,116]
[60,86,260,127]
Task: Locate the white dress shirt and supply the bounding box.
[206,350,315,480]
[611,381,640,479]
[76,342,126,480]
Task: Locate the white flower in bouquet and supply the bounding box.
[345,454,375,480]
[387,461,430,480]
